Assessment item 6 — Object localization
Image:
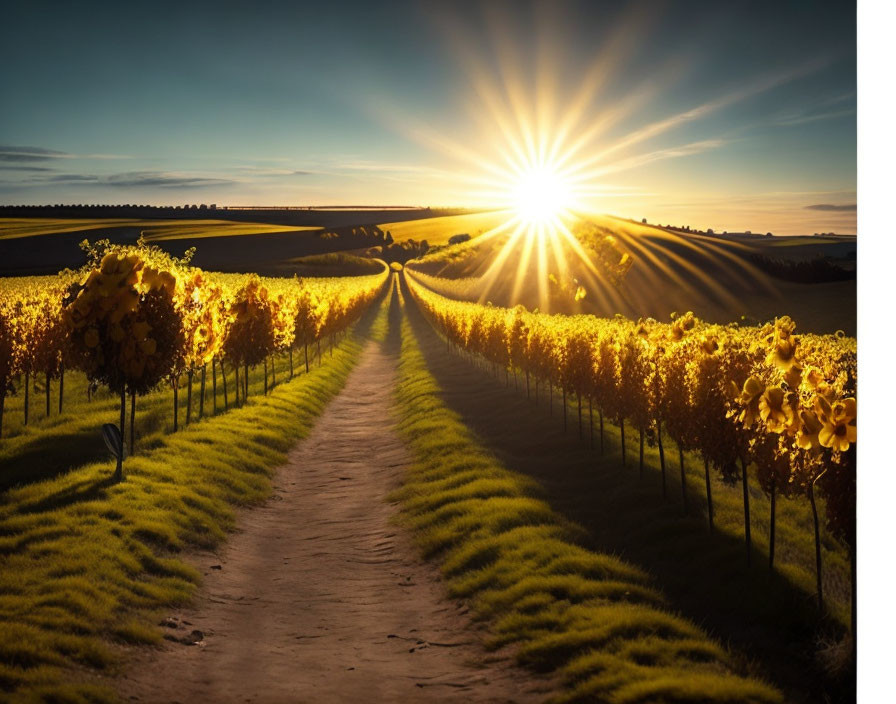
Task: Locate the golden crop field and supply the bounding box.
[0,217,318,241]
[0,1,867,701]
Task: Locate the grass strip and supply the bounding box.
[391,282,783,704]
[0,297,387,703]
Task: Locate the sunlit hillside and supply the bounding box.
[408,213,856,335]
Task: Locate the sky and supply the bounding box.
[0,0,856,234]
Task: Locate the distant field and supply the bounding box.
[410,213,857,335]
[0,218,318,241]
[378,209,512,244]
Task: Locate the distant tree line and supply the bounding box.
[747,254,855,284]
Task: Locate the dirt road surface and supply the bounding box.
[118,340,550,703]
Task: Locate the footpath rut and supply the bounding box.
[118,339,548,703]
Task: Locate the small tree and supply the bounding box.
[64,248,185,480]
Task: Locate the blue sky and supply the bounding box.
[0,0,856,234]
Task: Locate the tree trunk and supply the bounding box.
[130,390,136,456]
[219,358,226,411]
[271,354,276,388]
[115,386,126,482]
[305,343,310,373]
[679,446,688,512]
[809,479,823,610]
[742,456,752,567]
[212,361,218,414]
[704,457,714,532]
[577,393,582,440]
[562,388,567,431]
[58,365,64,414]
[24,370,29,426]
[589,398,594,450]
[233,363,240,406]
[264,358,268,395]
[657,420,666,498]
[639,428,645,478]
[186,370,193,425]
[199,365,206,418]
[599,410,604,454]
[850,545,857,651]
[244,363,249,399]
[768,477,777,570]
[620,417,626,467]
[173,378,179,432]
[45,371,51,417]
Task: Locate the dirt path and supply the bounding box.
[118,338,549,703]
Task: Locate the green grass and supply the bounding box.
[1,344,334,491]
[403,282,853,701]
[390,278,782,704]
[0,218,317,241]
[0,297,387,702]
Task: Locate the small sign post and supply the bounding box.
[102,423,124,482]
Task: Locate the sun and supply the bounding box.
[511,165,574,226]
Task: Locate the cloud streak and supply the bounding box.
[805,203,857,212]
[0,145,130,163]
[5,170,236,189]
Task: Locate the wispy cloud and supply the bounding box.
[589,138,729,178]
[5,170,235,189]
[0,146,68,162]
[0,145,131,163]
[0,164,55,172]
[233,166,315,177]
[775,108,855,127]
[103,172,234,188]
[805,203,856,212]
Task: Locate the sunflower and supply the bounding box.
[759,385,796,434]
[735,376,765,427]
[817,396,857,453]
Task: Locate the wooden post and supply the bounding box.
[658,420,666,498]
[199,365,206,418]
[704,457,714,532]
[742,456,752,567]
[115,386,126,482]
[679,446,688,512]
[130,390,136,456]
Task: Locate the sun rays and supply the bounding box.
[368,3,834,314]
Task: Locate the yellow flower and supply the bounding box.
[736,376,765,427]
[759,385,795,434]
[783,363,802,389]
[701,336,719,354]
[815,395,857,453]
[767,335,799,371]
[819,416,857,453]
[796,410,823,450]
